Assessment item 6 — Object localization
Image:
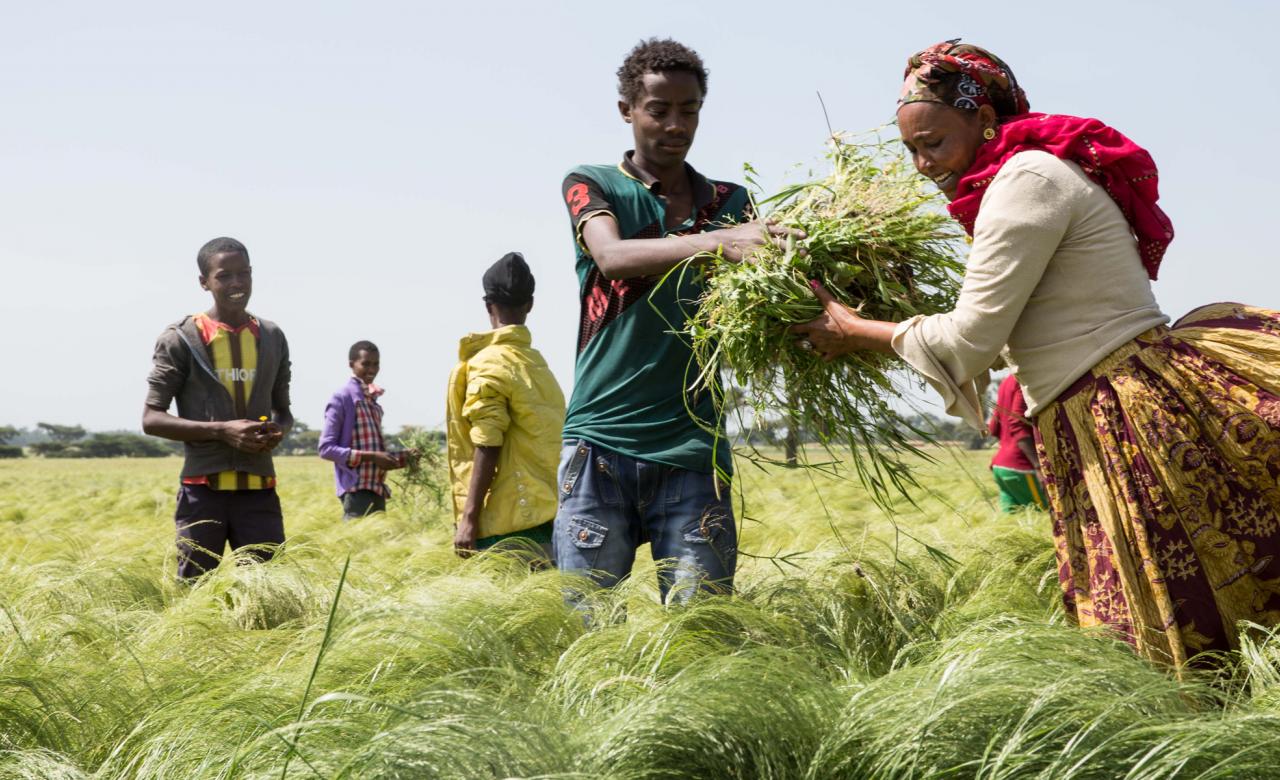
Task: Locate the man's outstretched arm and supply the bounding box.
[581,213,799,280]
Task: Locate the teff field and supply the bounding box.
[2,452,1280,779]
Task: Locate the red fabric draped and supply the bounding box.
[947,113,1174,280]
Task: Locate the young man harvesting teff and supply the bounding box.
[143,237,292,579]
[446,252,565,561]
[556,39,799,601]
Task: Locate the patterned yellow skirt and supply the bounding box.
[1034,303,1280,667]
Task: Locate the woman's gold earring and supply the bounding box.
[983,127,997,141]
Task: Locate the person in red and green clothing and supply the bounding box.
[988,373,1047,513]
[143,237,292,580]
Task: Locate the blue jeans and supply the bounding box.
[553,439,737,603]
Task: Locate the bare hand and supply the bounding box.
[716,220,806,263]
[383,450,413,471]
[367,451,400,470]
[454,519,478,557]
[787,282,869,361]
[220,420,273,453]
[259,421,284,450]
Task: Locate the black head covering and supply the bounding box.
[482,251,535,306]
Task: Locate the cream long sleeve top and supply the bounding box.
[892,150,1168,429]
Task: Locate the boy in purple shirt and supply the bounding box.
[319,341,412,519]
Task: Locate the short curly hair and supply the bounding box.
[616,38,708,104]
[348,340,379,361]
[197,236,249,276]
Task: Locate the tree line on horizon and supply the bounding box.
[1,414,981,461]
[0,423,445,460]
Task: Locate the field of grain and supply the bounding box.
[1,451,1278,779]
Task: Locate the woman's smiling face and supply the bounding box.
[897,101,995,200]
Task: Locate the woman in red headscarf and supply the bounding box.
[790,40,1280,667]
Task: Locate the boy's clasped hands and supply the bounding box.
[218,418,284,453]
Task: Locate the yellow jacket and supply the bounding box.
[446,325,565,538]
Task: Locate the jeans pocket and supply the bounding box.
[559,440,590,499]
[568,515,607,549]
[592,454,623,507]
[563,514,607,571]
[681,505,731,544]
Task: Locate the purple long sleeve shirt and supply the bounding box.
[318,377,366,496]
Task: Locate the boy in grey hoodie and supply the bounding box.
[142,237,293,579]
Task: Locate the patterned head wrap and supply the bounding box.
[899,39,1030,117]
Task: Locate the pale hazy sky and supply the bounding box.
[3,0,1276,432]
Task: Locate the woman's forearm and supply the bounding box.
[844,318,898,355]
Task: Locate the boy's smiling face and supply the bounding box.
[350,349,380,385]
[200,251,253,319]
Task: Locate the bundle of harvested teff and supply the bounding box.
[685,136,966,501]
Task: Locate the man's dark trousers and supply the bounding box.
[175,484,285,579]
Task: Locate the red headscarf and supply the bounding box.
[900,40,1028,116]
[901,40,1175,280]
[947,113,1174,280]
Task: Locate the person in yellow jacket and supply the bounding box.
[446,252,566,561]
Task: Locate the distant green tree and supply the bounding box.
[2,428,40,447]
[30,441,73,457]
[36,422,86,443]
[278,420,308,451]
[0,445,22,459]
[79,433,173,458]
[31,432,175,458]
[280,421,320,455]
[390,425,444,448]
[0,426,18,444]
